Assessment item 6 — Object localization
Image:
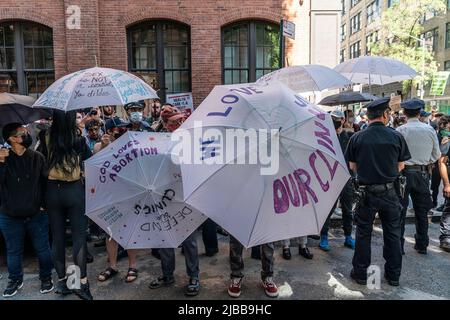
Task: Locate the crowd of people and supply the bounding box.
[0,96,449,300]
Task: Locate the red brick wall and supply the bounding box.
[0,0,287,105]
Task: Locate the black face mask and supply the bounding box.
[19,134,33,149]
[333,120,342,130]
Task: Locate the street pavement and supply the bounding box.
[0,222,449,300]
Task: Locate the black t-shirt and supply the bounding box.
[0,149,46,218]
[345,122,411,185]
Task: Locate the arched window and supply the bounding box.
[127,21,191,100]
[0,21,54,96]
[222,21,280,84]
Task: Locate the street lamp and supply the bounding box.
[390,31,432,99]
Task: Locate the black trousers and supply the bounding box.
[45,180,87,279]
[201,218,218,255]
[353,188,402,281]
[441,197,450,243]
[431,162,441,207]
[400,170,433,251]
[321,179,354,237]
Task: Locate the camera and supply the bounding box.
[90,110,98,116]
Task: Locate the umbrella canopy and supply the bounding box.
[0,93,52,127]
[334,56,417,86]
[318,91,378,106]
[32,67,158,111]
[256,65,353,93]
[176,81,350,248]
[85,131,207,249]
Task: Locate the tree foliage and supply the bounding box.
[371,0,446,91]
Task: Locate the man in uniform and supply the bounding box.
[396,98,440,255]
[346,97,411,287]
[123,101,151,132]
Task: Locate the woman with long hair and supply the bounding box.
[39,110,93,300]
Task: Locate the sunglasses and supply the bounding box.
[11,131,28,138]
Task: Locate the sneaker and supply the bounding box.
[3,279,23,298]
[73,281,93,300]
[55,278,72,295]
[184,278,200,297]
[149,275,175,289]
[319,235,330,251]
[261,277,278,298]
[228,277,243,298]
[344,236,355,250]
[40,278,54,294]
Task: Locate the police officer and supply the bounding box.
[396,98,440,255]
[346,97,411,287]
[123,100,151,132]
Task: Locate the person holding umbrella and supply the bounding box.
[0,123,53,297]
[38,110,93,300]
[319,110,356,252]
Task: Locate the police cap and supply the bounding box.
[365,97,390,111]
[400,98,425,110]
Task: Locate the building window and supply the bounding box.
[445,60,450,71]
[351,0,360,8]
[422,28,439,52]
[222,21,280,84]
[446,23,450,49]
[366,1,380,25]
[341,24,347,42]
[350,12,361,35]
[340,49,345,63]
[0,22,54,96]
[128,21,191,100]
[342,0,347,15]
[366,31,379,55]
[388,0,399,7]
[350,41,361,59]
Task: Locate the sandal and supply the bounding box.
[148,275,175,289]
[184,278,200,296]
[98,267,118,282]
[125,268,138,283]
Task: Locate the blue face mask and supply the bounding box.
[129,112,143,123]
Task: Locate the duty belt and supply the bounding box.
[404,164,429,172]
[360,182,395,194]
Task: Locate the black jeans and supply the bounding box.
[201,219,218,255]
[431,162,441,207]
[353,188,402,281]
[45,180,87,279]
[400,169,433,250]
[321,179,354,237]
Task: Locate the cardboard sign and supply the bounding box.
[389,95,401,112]
[166,92,194,116]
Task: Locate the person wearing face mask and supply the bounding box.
[0,123,53,298]
[319,110,356,252]
[346,98,411,287]
[124,101,151,132]
[343,109,361,133]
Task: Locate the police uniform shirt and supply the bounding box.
[396,118,441,165]
[345,122,411,185]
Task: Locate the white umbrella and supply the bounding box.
[32,67,158,111]
[176,81,350,248]
[85,131,207,249]
[334,56,418,86]
[256,65,353,93]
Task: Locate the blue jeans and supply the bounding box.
[0,211,53,281]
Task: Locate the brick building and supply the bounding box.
[0,0,341,106]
